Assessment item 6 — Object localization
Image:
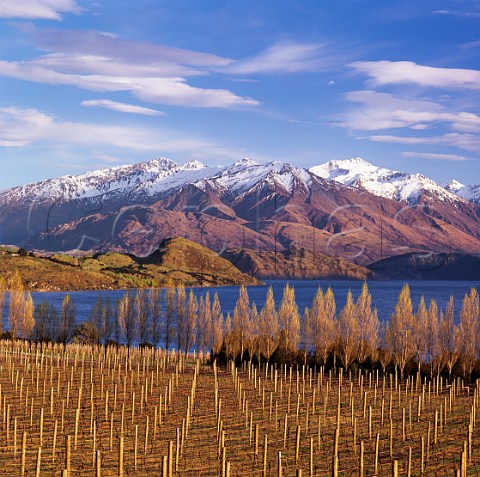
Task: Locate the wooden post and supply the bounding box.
[35,447,42,477]
[278,451,282,477]
[96,450,101,477]
[119,436,124,477]
[66,435,71,477]
[21,431,27,477]
[263,434,268,477]
[392,459,399,477]
[359,440,364,477]
[296,425,301,463]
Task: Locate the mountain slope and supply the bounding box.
[0,237,258,291]
[1,157,480,270]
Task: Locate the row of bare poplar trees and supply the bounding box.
[1,270,479,378]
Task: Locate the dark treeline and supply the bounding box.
[0,270,479,380]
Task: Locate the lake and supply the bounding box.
[2,279,479,328]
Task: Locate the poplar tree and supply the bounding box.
[356,282,379,365]
[164,286,176,351]
[439,296,458,378]
[119,292,137,348]
[378,322,393,375]
[90,295,104,343]
[58,294,76,343]
[278,283,300,355]
[177,289,198,356]
[304,287,321,357]
[197,293,212,355]
[337,289,359,370]
[0,276,6,336]
[258,286,279,363]
[312,287,336,366]
[427,298,440,376]
[175,285,187,353]
[414,295,429,375]
[135,289,149,345]
[389,283,415,378]
[250,301,260,362]
[211,292,224,356]
[149,288,162,349]
[102,297,114,345]
[458,288,479,378]
[233,285,252,362]
[21,292,35,340]
[8,270,25,340]
[224,313,235,359]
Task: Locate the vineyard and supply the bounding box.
[0,341,479,476]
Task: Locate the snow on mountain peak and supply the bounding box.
[309,157,465,205]
[182,160,206,170]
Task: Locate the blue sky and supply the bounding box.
[1,0,479,190]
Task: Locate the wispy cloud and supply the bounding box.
[0,0,81,20]
[401,151,472,162]
[0,59,259,108]
[336,90,480,133]
[350,60,480,90]
[226,41,341,75]
[432,10,480,19]
[81,99,164,116]
[367,133,480,154]
[0,106,248,160]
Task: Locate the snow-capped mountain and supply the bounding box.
[309,157,467,205]
[1,156,480,265]
[445,179,480,205]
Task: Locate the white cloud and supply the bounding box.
[226,41,343,75]
[401,151,472,162]
[81,99,164,116]
[350,60,480,90]
[432,10,480,19]
[0,106,247,160]
[336,90,480,133]
[0,0,81,20]
[0,59,259,108]
[367,133,480,153]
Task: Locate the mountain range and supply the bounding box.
[1,156,480,279]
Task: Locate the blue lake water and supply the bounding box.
[3,280,479,327]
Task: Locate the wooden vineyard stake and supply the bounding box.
[66,435,71,477]
[21,431,27,477]
[359,440,364,477]
[34,447,42,477]
[119,436,124,477]
[96,450,101,477]
[278,451,282,477]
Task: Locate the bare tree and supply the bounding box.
[337,289,359,371]
[165,287,176,351]
[414,295,428,375]
[319,286,337,366]
[211,292,224,356]
[175,285,187,353]
[458,288,479,379]
[224,313,235,359]
[90,295,104,344]
[135,289,149,345]
[278,283,300,355]
[250,301,260,362]
[378,322,392,375]
[182,290,197,355]
[0,276,6,336]
[427,298,440,377]
[439,296,458,378]
[304,288,321,358]
[33,301,58,343]
[356,282,379,365]
[197,293,212,355]
[8,270,25,339]
[21,292,35,340]
[102,297,114,345]
[118,292,137,348]
[233,285,252,362]
[258,286,279,364]
[58,294,76,343]
[149,288,162,349]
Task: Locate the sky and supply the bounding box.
[1,0,480,190]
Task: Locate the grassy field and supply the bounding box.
[0,341,478,476]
